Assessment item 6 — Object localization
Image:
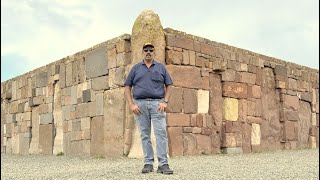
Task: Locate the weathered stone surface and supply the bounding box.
[91,116,105,155]
[222,82,248,99]
[196,134,211,154]
[117,52,131,66]
[65,62,73,87]
[70,140,90,155]
[72,58,86,85]
[197,90,209,113]
[281,110,299,121]
[107,48,117,69]
[288,78,297,91]
[222,133,237,147]
[221,69,235,82]
[241,123,252,153]
[283,121,297,141]
[240,72,256,85]
[262,68,276,88]
[95,93,104,116]
[132,10,165,64]
[36,72,48,88]
[251,123,261,145]
[189,51,196,65]
[209,73,223,128]
[166,49,182,65]
[248,85,261,99]
[274,65,287,76]
[109,67,126,88]
[183,88,197,114]
[182,50,190,65]
[116,39,131,53]
[39,124,53,154]
[39,113,53,125]
[85,46,108,79]
[221,147,243,154]
[104,88,125,156]
[183,133,196,155]
[167,34,194,51]
[297,101,312,148]
[167,113,190,127]
[223,98,238,121]
[167,127,183,156]
[300,92,312,102]
[82,89,91,103]
[283,95,300,111]
[166,65,202,89]
[166,87,183,113]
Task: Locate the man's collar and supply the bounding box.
[141,60,156,65]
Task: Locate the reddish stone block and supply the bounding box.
[183,133,196,155]
[240,72,256,85]
[248,85,261,99]
[182,50,190,65]
[200,43,215,56]
[166,87,183,113]
[227,60,240,71]
[196,134,212,154]
[283,121,297,141]
[288,78,298,91]
[283,95,300,111]
[167,127,183,156]
[221,133,236,147]
[280,110,299,121]
[247,116,263,124]
[166,34,194,50]
[238,99,247,123]
[222,82,248,99]
[209,73,223,129]
[91,116,104,156]
[222,69,236,82]
[183,88,197,114]
[195,55,207,67]
[201,77,210,90]
[183,127,193,133]
[166,65,202,89]
[255,67,263,86]
[39,124,53,154]
[241,123,252,153]
[166,49,183,65]
[196,114,204,127]
[167,113,190,127]
[201,128,212,135]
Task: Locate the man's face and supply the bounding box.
[143,46,155,61]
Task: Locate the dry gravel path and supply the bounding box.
[1,149,319,180]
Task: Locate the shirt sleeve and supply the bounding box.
[162,64,173,85]
[124,66,136,86]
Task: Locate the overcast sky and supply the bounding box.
[1,0,319,82]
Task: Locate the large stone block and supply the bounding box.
[240,72,256,85]
[283,121,297,141]
[166,65,202,89]
[116,39,131,53]
[109,67,126,88]
[288,78,298,91]
[91,116,105,156]
[197,90,209,113]
[283,95,300,111]
[39,124,53,154]
[281,110,299,121]
[166,113,190,127]
[183,133,196,155]
[223,98,238,121]
[166,87,183,113]
[222,82,248,99]
[183,88,198,114]
[85,46,108,79]
[107,48,117,69]
[196,134,211,154]
[167,34,194,51]
[241,123,252,153]
[72,58,86,85]
[300,92,313,102]
[221,69,235,82]
[182,49,190,65]
[70,140,90,155]
[36,72,48,88]
[251,123,261,145]
[39,113,53,124]
[65,63,73,87]
[166,49,182,65]
[209,73,223,128]
[95,93,104,116]
[248,85,261,99]
[117,52,131,66]
[167,127,183,156]
[274,65,287,76]
[297,101,312,148]
[104,88,125,156]
[221,133,236,147]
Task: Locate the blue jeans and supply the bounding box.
[133,99,168,166]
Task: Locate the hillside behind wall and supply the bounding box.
[1,26,319,156]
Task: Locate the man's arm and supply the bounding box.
[124,86,141,115]
[164,85,172,103]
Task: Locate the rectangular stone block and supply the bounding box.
[82,89,91,103]
[189,51,196,65]
[182,50,190,65]
[36,72,48,88]
[117,52,131,66]
[107,48,117,69]
[96,93,104,116]
[288,78,298,91]
[167,127,183,156]
[222,133,237,147]
[166,87,183,113]
[248,85,261,99]
[166,34,194,51]
[85,46,108,79]
[281,110,299,121]
[183,88,197,114]
[222,82,248,99]
[109,67,125,88]
[198,90,209,113]
[183,133,196,155]
[166,65,202,89]
[274,65,287,76]
[39,124,53,154]
[283,95,299,111]
[91,116,105,156]
[223,98,238,121]
[166,49,182,65]
[81,117,91,130]
[70,140,90,155]
[39,113,53,124]
[167,113,190,127]
[283,121,297,141]
[59,64,66,88]
[251,123,261,145]
[300,92,312,102]
[240,72,256,85]
[72,59,86,85]
[196,134,211,154]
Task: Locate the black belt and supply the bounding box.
[135,98,162,101]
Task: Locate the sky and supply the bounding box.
[1,0,319,82]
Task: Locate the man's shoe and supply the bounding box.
[157,164,173,174]
[141,164,154,173]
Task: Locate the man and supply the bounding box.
[124,42,174,174]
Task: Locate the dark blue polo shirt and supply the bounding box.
[124,60,173,99]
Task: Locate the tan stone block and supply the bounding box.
[189,51,196,65]
[80,117,90,130]
[166,65,202,89]
[107,48,117,69]
[283,95,299,111]
[183,89,197,114]
[223,98,238,121]
[309,136,317,149]
[223,82,248,99]
[197,90,209,113]
[183,133,196,155]
[182,49,190,65]
[241,123,252,153]
[238,99,247,123]
[117,52,131,66]
[167,127,183,156]
[240,72,256,84]
[116,39,130,53]
[166,34,194,51]
[195,55,207,67]
[288,78,297,91]
[166,113,190,127]
[240,63,248,72]
[222,133,236,147]
[190,114,197,127]
[183,127,193,133]
[109,67,126,88]
[312,113,317,126]
[283,121,297,141]
[255,67,263,86]
[166,87,183,113]
[39,124,53,154]
[251,123,261,145]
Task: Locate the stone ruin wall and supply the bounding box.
[1,21,319,157]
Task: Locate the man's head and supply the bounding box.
[142,42,155,62]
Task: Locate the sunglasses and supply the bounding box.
[143,49,154,52]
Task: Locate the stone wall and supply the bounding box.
[1,10,319,157]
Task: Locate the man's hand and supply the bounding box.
[130,103,142,115]
[158,102,167,112]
